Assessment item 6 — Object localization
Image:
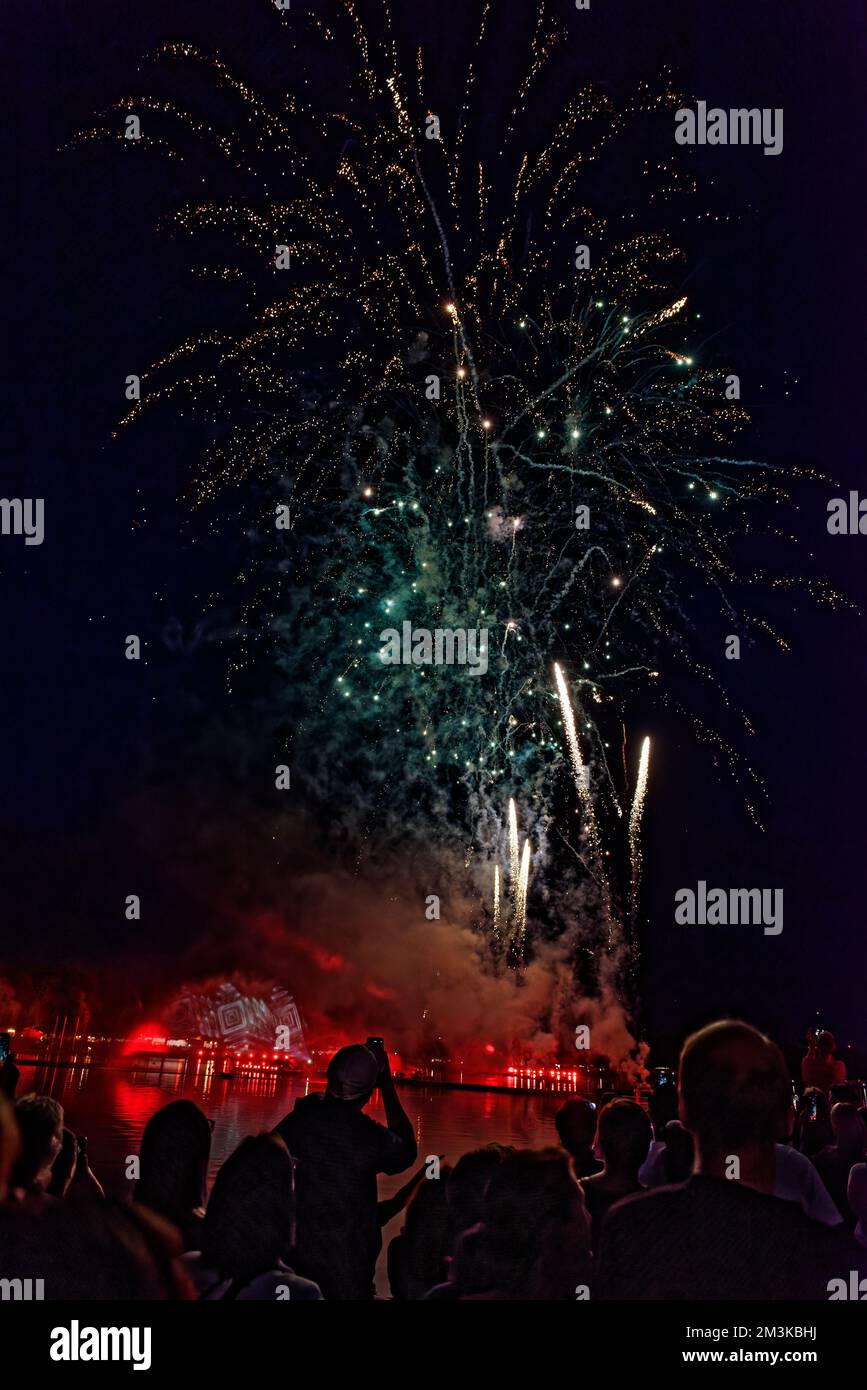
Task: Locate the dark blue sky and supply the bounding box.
[2,0,866,1055]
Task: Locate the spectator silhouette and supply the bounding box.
[580,1099,651,1246]
[640,1117,694,1187]
[554,1099,602,1178]
[596,1020,867,1299]
[812,1104,867,1224]
[830,1083,861,1107]
[802,1030,846,1096]
[134,1100,212,1249]
[648,1078,679,1134]
[183,1133,321,1300]
[276,1042,416,1299]
[1,1197,193,1299]
[387,1163,452,1299]
[639,1082,681,1185]
[440,1144,512,1264]
[10,1094,63,1204]
[427,1149,591,1299]
[773,1140,841,1225]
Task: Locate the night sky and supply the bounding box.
[3,0,866,1061]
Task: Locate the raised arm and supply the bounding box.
[376,1050,417,1172]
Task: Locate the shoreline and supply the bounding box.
[16,1056,605,1100]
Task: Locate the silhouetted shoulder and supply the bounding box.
[596,1177,863,1301]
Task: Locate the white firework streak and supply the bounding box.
[508,796,520,915]
[492,863,501,940]
[553,660,620,945]
[628,736,651,917]
[515,837,531,961]
[553,661,601,856]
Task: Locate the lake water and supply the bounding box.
[18,1062,575,1296]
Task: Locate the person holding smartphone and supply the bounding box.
[275,1038,417,1299]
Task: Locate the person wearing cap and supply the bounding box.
[275,1042,416,1298]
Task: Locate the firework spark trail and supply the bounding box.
[588,543,659,657]
[508,797,520,916]
[553,659,620,947]
[628,735,651,922]
[514,837,531,966]
[553,662,599,851]
[492,862,501,941]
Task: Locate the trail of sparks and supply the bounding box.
[628,735,651,923]
[514,837,532,966]
[508,797,520,915]
[553,662,600,854]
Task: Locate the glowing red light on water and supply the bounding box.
[121,1023,168,1057]
[484,1043,496,1055]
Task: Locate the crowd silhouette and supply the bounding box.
[1,1019,866,1300]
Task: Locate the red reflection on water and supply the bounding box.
[120,1023,168,1057]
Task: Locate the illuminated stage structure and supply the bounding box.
[168,983,307,1061]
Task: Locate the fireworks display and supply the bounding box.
[71,0,829,1022]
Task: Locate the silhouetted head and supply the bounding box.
[830,1103,867,1160]
[648,1081,679,1136]
[11,1094,64,1193]
[679,1020,791,1168]
[554,1099,598,1159]
[662,1118,695,1182]
[3,1198,188,1299]
[400,1167,452,1288]
[446,1144,512,1243]
[830,1083,859,1107]
[325,1044,379,1107]
[135,1100,212,1228]
[450,1148,590,1299]
[200,1133,296,1282]
[816,1031,836,1058]
[596,1099,652,1177]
